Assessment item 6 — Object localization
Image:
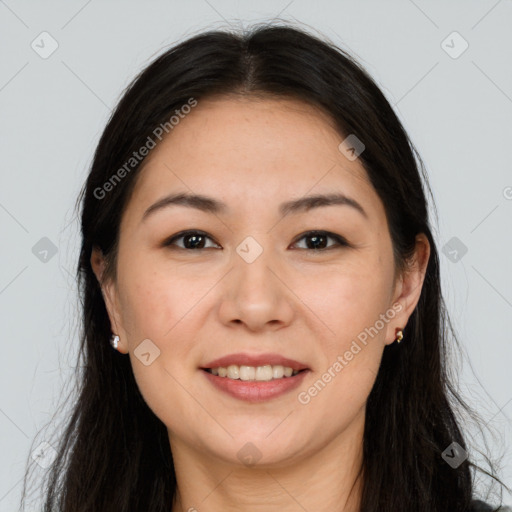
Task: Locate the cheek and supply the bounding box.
[305,261,393,344]
[294,259,392,409]
[117,259,202,343]
[117,269,201,428]
[115,261,209,384]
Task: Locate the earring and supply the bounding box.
[395,329,403,344]
[110,334,120,350]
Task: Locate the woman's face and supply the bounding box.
[93,96,429,468]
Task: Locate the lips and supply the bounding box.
[202,352,310,371]
[201,365,310,402]
[200,352,311,402]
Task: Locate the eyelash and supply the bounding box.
[163,230,349,252]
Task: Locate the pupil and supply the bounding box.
[185,234,204,249]
[308,234,326,249]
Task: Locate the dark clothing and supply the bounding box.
[470,500,512,511]
[470,501,493,511]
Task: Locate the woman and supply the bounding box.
[22,23,509,511]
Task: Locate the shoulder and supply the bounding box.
[470,500,512,511]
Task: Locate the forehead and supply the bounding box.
[124,95,383,222]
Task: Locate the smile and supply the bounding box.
[204,364,302,381]
[201,367,310,403]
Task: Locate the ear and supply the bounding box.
[384,233,431,345]
[90,246,128,354]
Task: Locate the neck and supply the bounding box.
[169,411,365,512]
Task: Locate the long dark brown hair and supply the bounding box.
[20,22,508,512]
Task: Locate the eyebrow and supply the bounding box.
[141,191,368,222]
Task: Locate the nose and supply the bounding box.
[217,243,295,332]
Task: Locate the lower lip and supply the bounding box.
[201,369,310,403]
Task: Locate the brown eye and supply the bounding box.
[292,231,348,251]
[164,231,220,250]
[163,230,348,252]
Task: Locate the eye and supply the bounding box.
[163,229,348,251]
[163,230,220,250]
[291,230,349,251]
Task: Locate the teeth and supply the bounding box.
[272,365,284,379]
[255,365,272,381]
[227,365,240,379]
[207,364,300,381]
[240,365,256,381]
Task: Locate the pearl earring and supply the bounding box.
[110,334,120,350]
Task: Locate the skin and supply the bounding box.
[91,96,430,512]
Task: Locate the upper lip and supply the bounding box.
[202,352,310,371]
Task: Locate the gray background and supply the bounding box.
[1,0,511,509]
